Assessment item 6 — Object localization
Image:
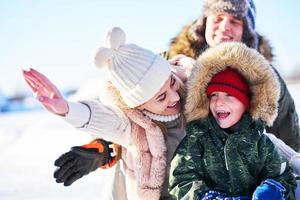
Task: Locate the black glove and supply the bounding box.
[54,140,111,186]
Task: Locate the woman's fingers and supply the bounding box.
[29,68,56,90]
[23,68,63,99]
[23,75,39,94]
[168,54,186,65]
[23,68,69,115]
[23,70,44,89]
[23,72,50,97]
[29,68,63,98]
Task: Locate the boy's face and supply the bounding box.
[205,12,244,47]
[209,91,246,129]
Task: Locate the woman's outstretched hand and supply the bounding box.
[22,68,69,116]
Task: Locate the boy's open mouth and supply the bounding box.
[216,110,230,120]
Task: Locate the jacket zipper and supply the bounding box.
[224,140,229,171]
[224,139,235,193]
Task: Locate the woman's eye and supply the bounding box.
[170,75,176,86]
[158,95,166,102]
[171,77,176,86]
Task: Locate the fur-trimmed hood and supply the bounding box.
[185,42,280,126]
[168,17,274,63]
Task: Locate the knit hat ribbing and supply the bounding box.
[94,27,172,108]
[206,68,251,109]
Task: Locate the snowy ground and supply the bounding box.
[0,111,118,200]
[1,83,300,200]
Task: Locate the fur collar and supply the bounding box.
[185,42,280,126]
[168,17,274,63]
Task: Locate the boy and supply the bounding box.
[169,42,296,199]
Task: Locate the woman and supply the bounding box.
[23,27,186,200]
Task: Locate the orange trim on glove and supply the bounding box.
[81,139,121,169]
[102,143,121,169]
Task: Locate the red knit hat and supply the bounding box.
[206,68,251,109]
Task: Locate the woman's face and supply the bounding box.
[138,74,182,115]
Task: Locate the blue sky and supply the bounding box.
[1,0,300,96]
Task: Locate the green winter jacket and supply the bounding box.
[169,113,296,199]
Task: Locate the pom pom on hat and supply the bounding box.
[94,27,126,68]
[105,27,126,49]
[93,26,172,108]
[94,47,114,68]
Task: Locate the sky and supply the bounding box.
[1,0,300,96]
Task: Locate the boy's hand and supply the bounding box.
[252,179,286,200]
[201,190,251,200]
[22,68,68,116]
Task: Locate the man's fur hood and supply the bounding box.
[185,42,280,126]
[168,17,274,63]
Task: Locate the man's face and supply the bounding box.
[205,12,244,47]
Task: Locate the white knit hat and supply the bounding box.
[94,27,172,108]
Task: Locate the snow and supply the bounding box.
[1,83,300,199]
[0,111,118,200]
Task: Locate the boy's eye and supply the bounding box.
[209,93,217,98]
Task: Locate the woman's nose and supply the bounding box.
[169,90,180,103]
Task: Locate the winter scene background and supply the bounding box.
[1,0,300,199]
